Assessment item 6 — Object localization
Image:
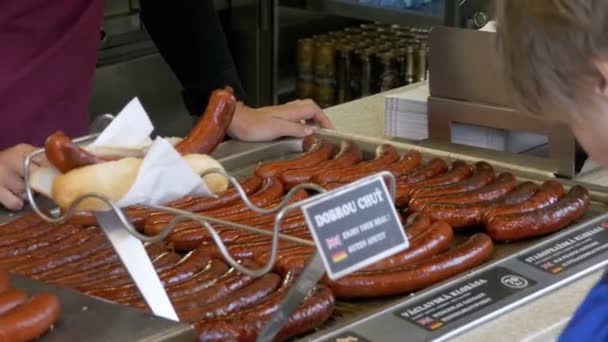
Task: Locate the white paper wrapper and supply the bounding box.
[116,137,211,207]
[30,97,215,209]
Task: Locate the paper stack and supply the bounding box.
[384,82,508,151]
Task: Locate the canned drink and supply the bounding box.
[395,47,407,86]
[336,44,353,103]
[296,38,314,75]
[378,51,399,92]
[417,43,428,82]
[296,74,315,99]
[405,45,415,85]
[315,78,335,108]
[355,48,375,97]
[314,41,336,79]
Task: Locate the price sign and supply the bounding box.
[301,176,409,280]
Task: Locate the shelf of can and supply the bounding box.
[302,0,450,27]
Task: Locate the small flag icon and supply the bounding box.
[332,250,348,263]
[326,235,342,249]
[429,322,444,330]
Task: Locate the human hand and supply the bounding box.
[0,144,46,211]
[227,99,334,141]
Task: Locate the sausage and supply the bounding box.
[481,180,565,225]
[409,161,495,200]
[255,135,334,178]
[175,86,236,155]
[118,259,231,306]
[312,144,401,185]
[0,223,79,260]
[0,290,27,316]
[337,150,423,184]
[50,242,165,287]
[404,212,432,240]
[408,172,517,213]
[167,200,307,252]
[0,293,61,342]
[11,233,108,277]
[69,175,266,231]
[396,161,473,205]
[193,274,335,342]
[280,140,363,189]
[0,228,86,268]
[178,273,282,322]
[272,284,335,342]
[196,238,300,260]
[45,87,235,173]
[45,131,109,173]
[74,251,182,291]
[34,247,117,282]
[0,273,9,294]
[141,175,264,233]
[85,248,211,300]
[486,185,590,241]
[0,224,56,248]
[172,268,257,312]
[0,213,45,236]
[146,177,285,236]
[421,181,540,228]
[326,233,493,298]
[394,158,450,207]
[362,221,454,272]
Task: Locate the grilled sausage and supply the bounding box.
[0,290,28,316]
[175,86,236,155]
[363,221,454,272]
[326,233,493,298]
[312,144,401,185]
[255,135,334,178]
[408,173,517,213]
[178,273,281,322]
[337,150,423,184]
[481,180,565,225]
[421,181,540,228]
[394,158,450,207]
[486,185,590,241]
[409,161,495,199]
[280,140,363,189]
[0,293,61,342]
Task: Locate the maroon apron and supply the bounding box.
[0,0,104,149]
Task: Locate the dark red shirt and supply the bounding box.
[0,0,104,149]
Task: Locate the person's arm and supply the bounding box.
[139,0,247,116]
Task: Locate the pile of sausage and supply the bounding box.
[0,215,333,341]
[0,272,60,342]
[0,135,592,340]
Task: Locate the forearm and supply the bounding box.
[139,0,247,115]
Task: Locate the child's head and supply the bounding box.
[496,0,608,166]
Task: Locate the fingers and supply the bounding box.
[271,119,314,139]
[273,99,335,129]
[32,154,50,167]
[0,187,24,211]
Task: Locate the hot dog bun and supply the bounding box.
[30,153,228,211]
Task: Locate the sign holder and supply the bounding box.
[22,116,405,338]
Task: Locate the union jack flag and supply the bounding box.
[326,235,342,249]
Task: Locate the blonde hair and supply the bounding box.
[496,0,608,124]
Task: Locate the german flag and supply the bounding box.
[429,322,444,330]
[332,250,348,263]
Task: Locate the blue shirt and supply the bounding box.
[559,271,608,341]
